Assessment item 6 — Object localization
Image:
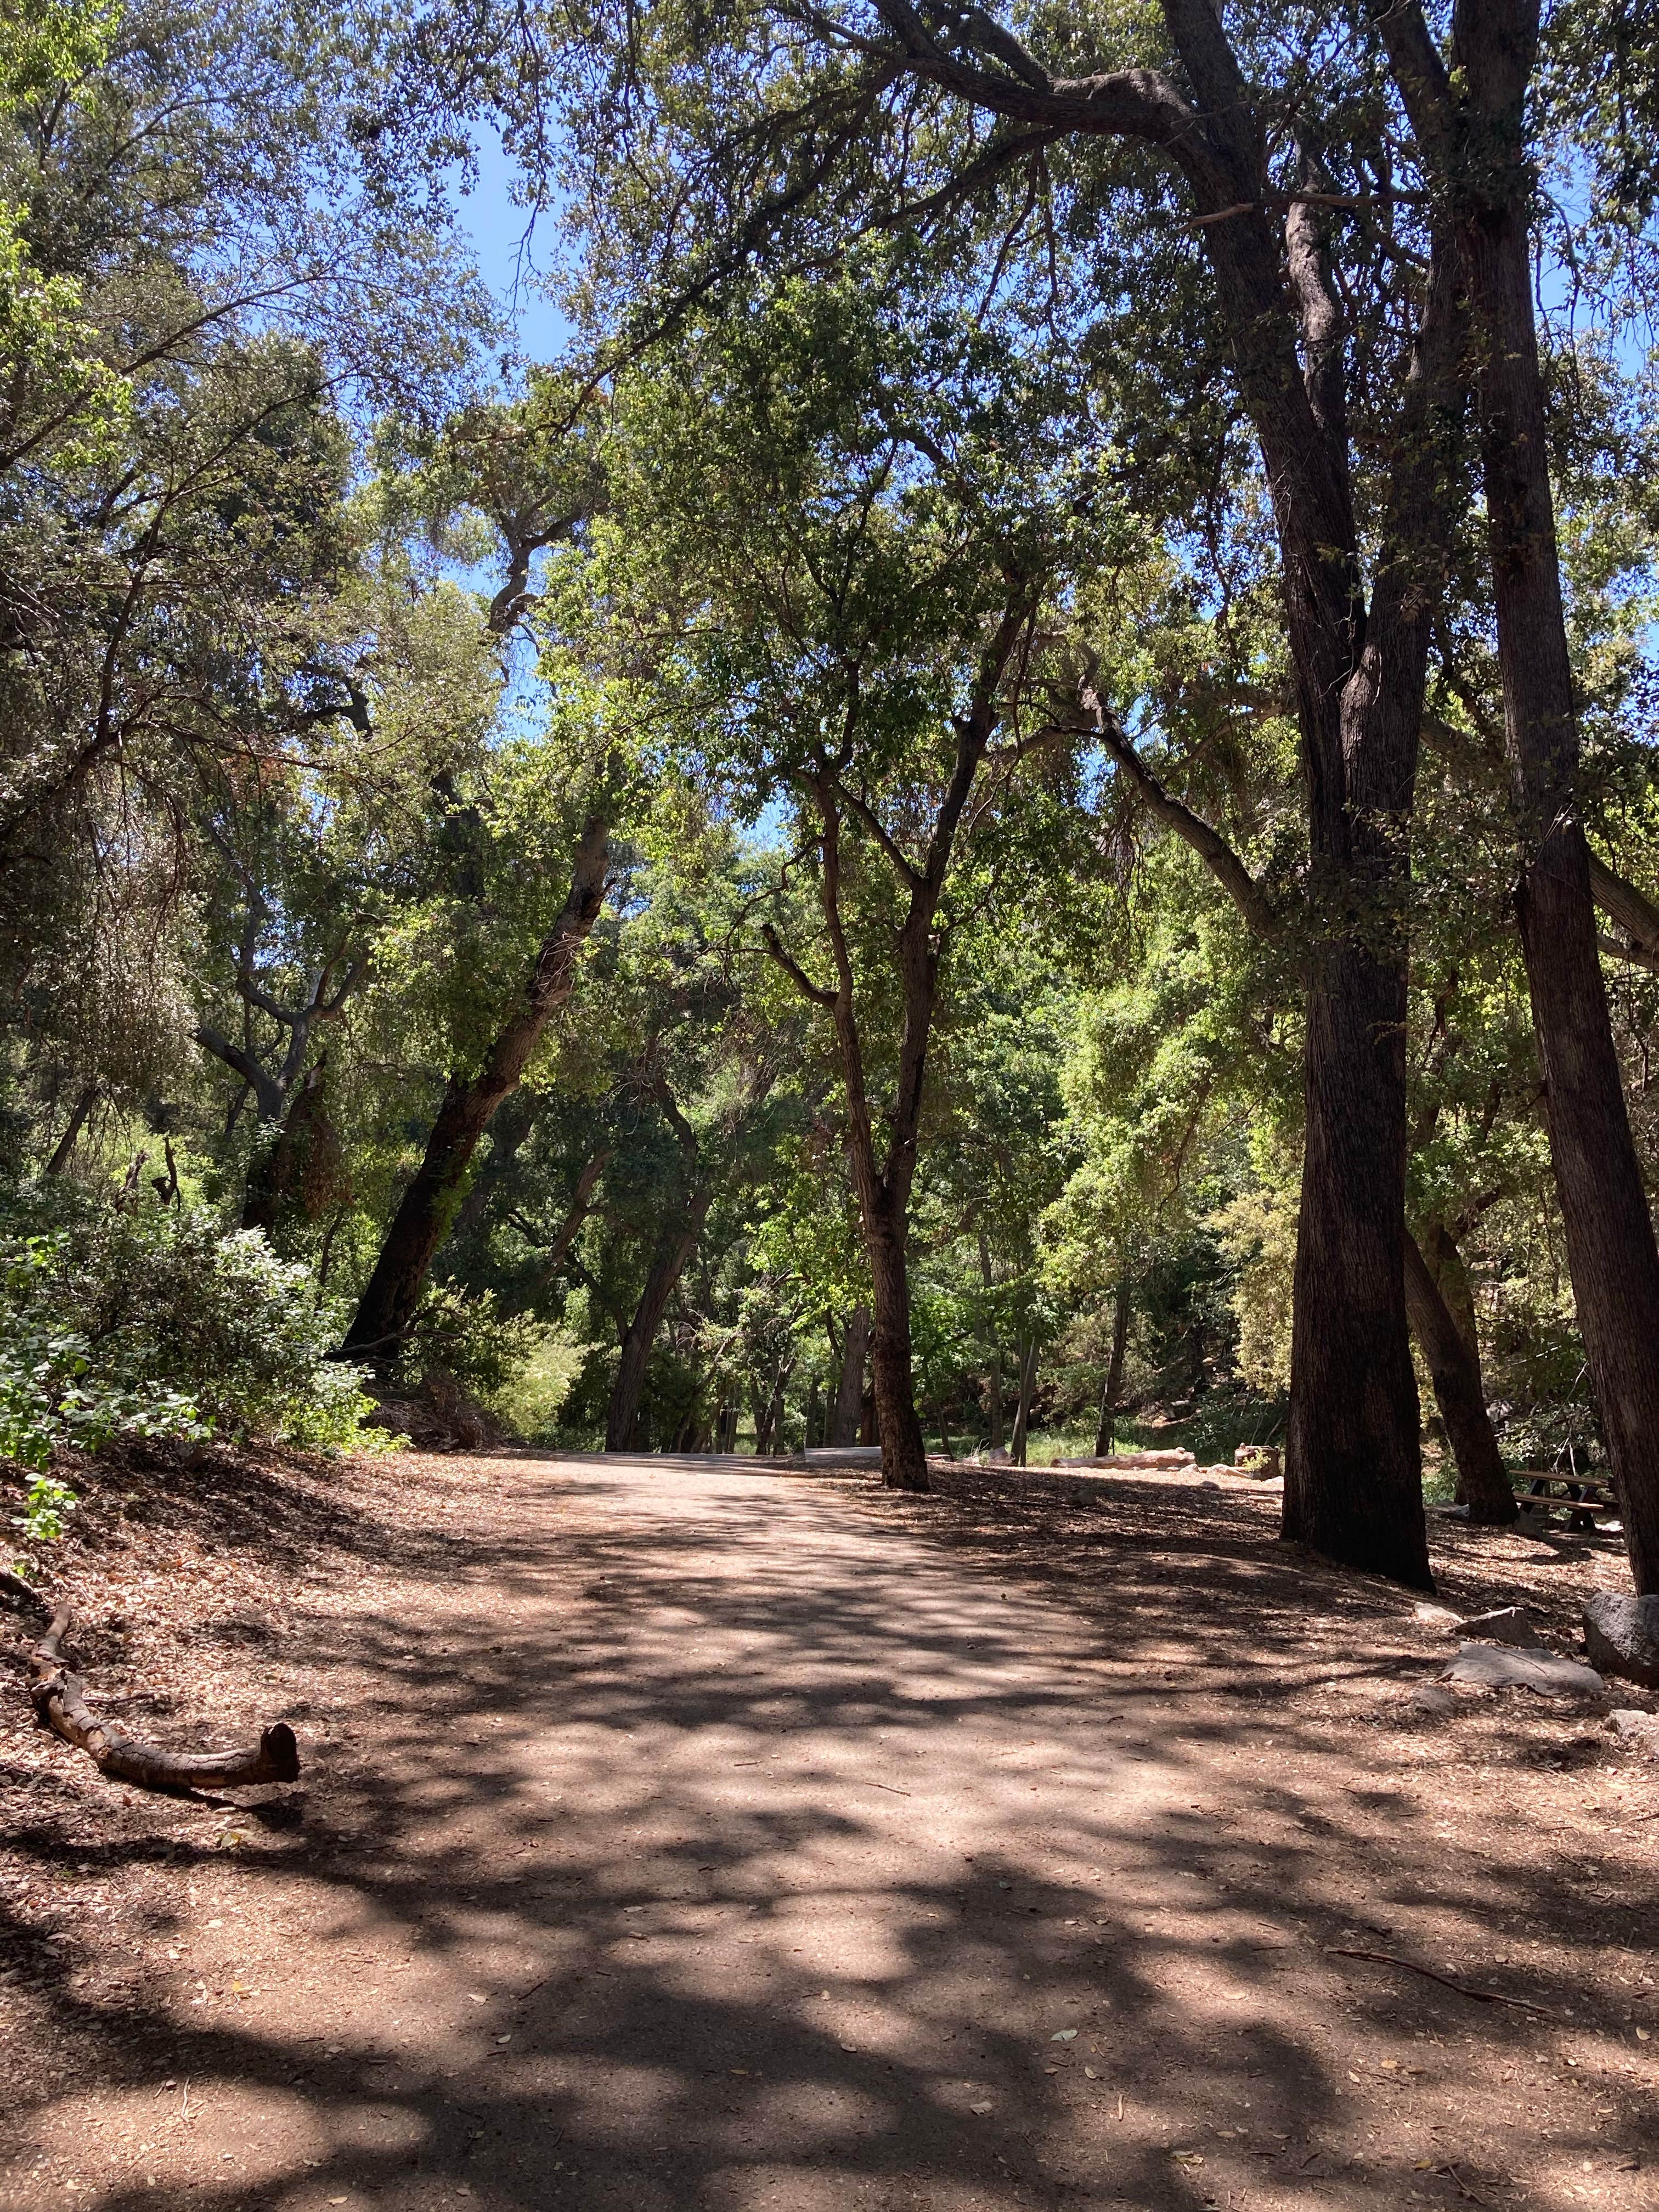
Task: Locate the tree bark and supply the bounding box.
[1284,939,1429,1583]
[1403,1228,1516,1524]
[829,1305,871,1444]
[1058,23,1461,1583]
[865,1203,929,1487]
[978,1227,1004,1451]
[242,1058,347,1235]
[44,1084,97,1176]
[605,1190,712,1451]
[1390,0,1659,1591]
[340,816,608,1361]
[1094,1276,1132,1456]
[1011,1333,1039,1466]
[446,1087,540,1246]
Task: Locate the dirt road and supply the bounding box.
[3,1449,1656,2210]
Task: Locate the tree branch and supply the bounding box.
[1590,854,1659,973]
[830,776,927,890]
[761,921,838,1008]
[1082,681,1280,943]
[193,1026,284,1122]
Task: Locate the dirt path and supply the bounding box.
[3,1449,1657,2212]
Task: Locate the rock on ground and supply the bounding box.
[1610,1708,1659,1758]
[1451,1606,1538,1647]
[1443,1641,1605,1699]
[1582,1590,1659,1688]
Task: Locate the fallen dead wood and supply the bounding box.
[1325,1947,1554,2017]
[2,1572,299,1790]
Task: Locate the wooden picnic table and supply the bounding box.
[1517,1471,1618,1532]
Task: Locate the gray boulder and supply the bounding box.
[1443,1642,1605,1699]
[1582,1592,1659,1688]
[1451,1605,1537,1647]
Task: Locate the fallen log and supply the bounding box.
[1053,1449,1197,1471]
[3,1573,298,1790]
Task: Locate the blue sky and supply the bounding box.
[452,128,573,367]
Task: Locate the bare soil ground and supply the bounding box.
[1,1446,1656,2212]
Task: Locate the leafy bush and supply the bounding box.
[0,1192,396,1466]
[393,1281,540,1404]
[12,1472,79,1543]
[483,1324,586,1440]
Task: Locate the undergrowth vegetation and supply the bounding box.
[1,1187,397,1550]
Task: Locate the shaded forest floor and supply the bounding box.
[1,1444,1656,2212]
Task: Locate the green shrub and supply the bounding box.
[482,1324,586,1440]
[393,1282,540,1404]
[0,1190,397,1466]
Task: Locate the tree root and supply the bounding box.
[2,1570,299,1790]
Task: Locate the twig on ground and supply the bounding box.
[1325,1948,1554,2016]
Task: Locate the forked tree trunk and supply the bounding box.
[1094,1276,1132,1455]
[829,1305,870,1445]
[1079,163,1459,1587]
[1403,1228,1516,1524]
[1415,0,1659,1590]
[761,622,1030,1498]
[606,1190,712,1452]
[340,817,607,1361]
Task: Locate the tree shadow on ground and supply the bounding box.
[1,1450,1653,2211]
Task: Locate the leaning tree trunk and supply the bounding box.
[44,1084,97,1176]
[1404,1228,1516,1524]
[341,817,607,1362]
[1449,0,1659,1592]
[605,1192,712,1452]
[1094,1276,1132,1456]
[444,1087,540,1246]
[829,1305,871,1445]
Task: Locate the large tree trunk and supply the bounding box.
[1284,940,1430,1584]
[605,1191,712,1452]
[1436,0,1659,1592]
[340,817,607,1361]
[1271,241,1465,1593]
[1404,1228,1516,1524]
[865,1205,929,1491]
[445,1087,540,1247]
[1094,1276,1132,1455]
[829,1305,870,1444]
